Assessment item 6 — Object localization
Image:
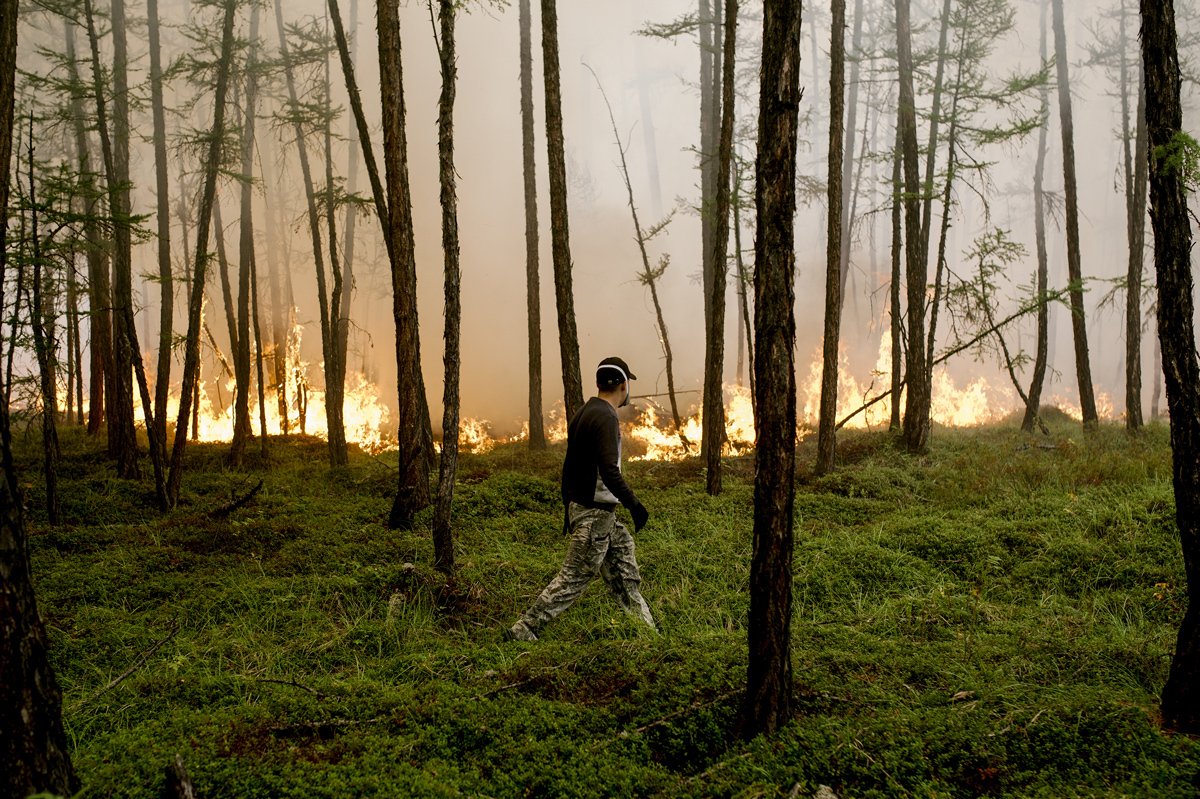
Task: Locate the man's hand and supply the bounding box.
[629,500,649,533]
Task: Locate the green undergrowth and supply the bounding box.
[19,416,1200,798]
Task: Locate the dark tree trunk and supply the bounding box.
[700,0,715,338]
[703,0,736,495]
[1141,0,1200,735]
[1124,0,1148,431]
[25,128,62,525]
[167,0,238,508]
[918,0,953,265]
[322,32,348,467]
[432,0,460,575]
[148,0,173,448]
[64,22,111,437]
[837,0,865,297]
[0,1,78,789]
[101,0,140,477]
[745,0,801,739]
[816,0,846,476]
[337,0,359,412]
[540,0,584,420]
[896,0,929,453]
[378,0,433,527]
[519,0,545,450]
[231,5,262,465]
[1023,0,1051,434]
[1052,0,1098,429]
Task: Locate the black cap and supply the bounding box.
[596,356,637,386]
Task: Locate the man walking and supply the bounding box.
[507,356,657,641]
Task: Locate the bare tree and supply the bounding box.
[148,0,173,448]
[519,0,544,449]
[1022,0,1052,434]
[1051,0,1099,429]
[745,0,802,738]
[540,0,583,420]
[1141,0,1200,735]
[816,0,846,475]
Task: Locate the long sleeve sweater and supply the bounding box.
[560,397,640,512]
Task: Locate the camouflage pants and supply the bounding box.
[519,503,656,635]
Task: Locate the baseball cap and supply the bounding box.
[596,356,637,385]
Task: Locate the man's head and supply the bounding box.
[596,356,637,408]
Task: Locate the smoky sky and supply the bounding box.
[15,0,1199,436]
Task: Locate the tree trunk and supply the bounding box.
[274,0,345,466]
[519,0,545,449]
[323,33,348,468]
[733,155,754,404]
[1052,0,1098,429]
[64,21,111,437]
[378,0,433,527]
[1124,0,1148,431]
[896,0,929,453]
[259,143,290,434]
[889,125,902,432]
[918,0,954,265]
[337,0,359,412]
[432,0,460,575]
[231,4,262,465]
[24,128,62,526]
[745,0,801,739]
[148,0,173,448]
[703,0,736,496]
[816,0,846,476]
[0,1,78,789]
[167,0,238,507]
[540,0,584,420]
[1022,0,1051,434]
[837,0,865,297]
[1141,0,1200,735]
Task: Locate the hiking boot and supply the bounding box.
[505,620,538,642]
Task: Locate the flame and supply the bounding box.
[626,385,755,461]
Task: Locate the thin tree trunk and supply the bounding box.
[918,0,954,264]
[1141,0,1200,734]
[167,0,238,507]
[231,4,262,464]
[1023,0,1051,434]
[148,0,173,447]
[838,0,865,297]
[274,0,344,466]
[541,0,584,420]
[25,128,61,525]
[64,21,110,437]
[816,0,846,476]
[703,0,736,495]
[588,66,690,452]
[322,21,348,467]
[896,0,929,452]
[0,0,78,789]
[378,0,433,527]
[745,0,801,739]
[337,0,359,407]
[889,126,902,432]
[519,0,545,449]
[258,147,289,434]
[432,0,460,575]
[1124,0,1148,431]
[733,154,754,404]
[212,197,238,372]
[1052,0,1098,429]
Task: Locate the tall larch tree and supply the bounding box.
[148,0,173,449]
[540,0,583,420]
[896,0,929,453]
[1022,0,1052,434]
[1141,0,1200,735]
[379,0,433,527]
[0,0,78,790]
[816,0,846,475]
[745,0,802,738]
[520,0,544,449]
[1051,0,1099,429]
[703,0,736,496]
[432,0,461,574]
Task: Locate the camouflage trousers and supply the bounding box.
[518,503,656,635]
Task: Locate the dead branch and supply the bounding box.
[208,479,264,520]
[74,621,181,710]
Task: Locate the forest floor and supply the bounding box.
[19,411,1200,798]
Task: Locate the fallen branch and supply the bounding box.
[74,621,181,710]
[208,479,264,520]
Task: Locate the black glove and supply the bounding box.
[629,500,649,533]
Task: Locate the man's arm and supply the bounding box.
[595,412,649,531]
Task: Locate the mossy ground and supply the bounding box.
[18,414,1200,797]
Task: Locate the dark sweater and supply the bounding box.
[560,397,640,512]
